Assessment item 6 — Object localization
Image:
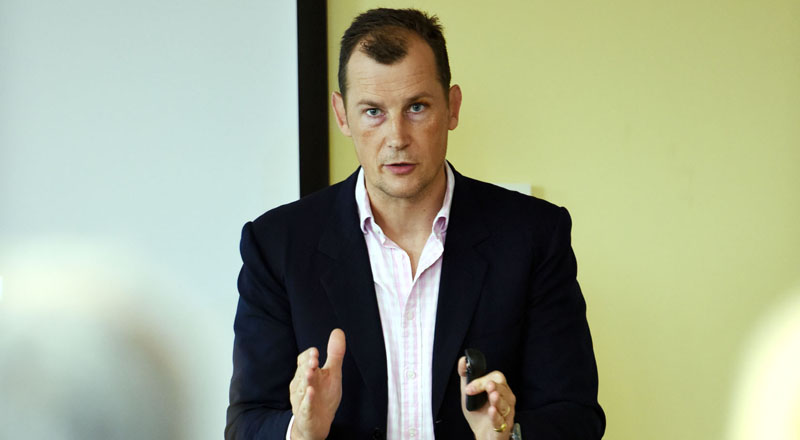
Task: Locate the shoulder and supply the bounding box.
[252,180,343,228]
[246,171,358,248]
[455,173,570,236]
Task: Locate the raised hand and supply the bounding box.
[289,329,347,440]
[458,356,517,440]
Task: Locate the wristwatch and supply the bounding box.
[511,422,522,440]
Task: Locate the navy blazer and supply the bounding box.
[226,167,605,439]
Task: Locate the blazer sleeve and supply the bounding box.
[515,207,606,439]
[225,221,297,439]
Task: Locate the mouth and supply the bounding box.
[384,162,416,175]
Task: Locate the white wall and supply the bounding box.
[0,1,299,438]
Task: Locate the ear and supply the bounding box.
[447,85,462,130]
[331,91,352,136]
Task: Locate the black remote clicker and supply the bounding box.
[464,348,488,411]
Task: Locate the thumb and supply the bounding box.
[458,356,468,412]
[458,356,468,391]
[457,356,467,378]
[323,328,346,371]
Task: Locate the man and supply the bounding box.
[226,8,604,440]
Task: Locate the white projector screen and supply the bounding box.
[0,1,301,438]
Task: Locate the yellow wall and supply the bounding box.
[328,1,800,438]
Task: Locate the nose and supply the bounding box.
[386,113,410,150]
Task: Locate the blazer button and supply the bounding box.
[371,428,384,440]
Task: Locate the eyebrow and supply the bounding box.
[405,93,434,103]
[355,93,435,108]
[355,99,382,108]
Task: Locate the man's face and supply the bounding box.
[332,35,462,204]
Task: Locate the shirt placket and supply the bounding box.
[402,284,420,439]
[389,243,418,439]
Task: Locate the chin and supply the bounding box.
[383,188,419,200]
[376,181,423,200]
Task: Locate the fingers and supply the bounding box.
[291,330,346,405]
[290,330,347,413]
[323,328,346,371]
[488,382,514,419]
[291,347,319,409]
[456,359,517,436]
[465,371,517,420]
[483,380,515,435]
[297,346,319,368]
[295,329,346,374]
[485,379,516,409]
[487,403,507,432]
[293,347,319,391]
[464,370,508,395]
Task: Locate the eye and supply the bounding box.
[409,103,426,113]
[365,108,382,117]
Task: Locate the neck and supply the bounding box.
[367,166,447,242]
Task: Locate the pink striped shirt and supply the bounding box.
[355,164,454,440]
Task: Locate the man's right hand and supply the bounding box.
[289,329,346,440]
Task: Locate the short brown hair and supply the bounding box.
[338,8,451,98]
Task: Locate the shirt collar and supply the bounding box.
[355,163,455,236]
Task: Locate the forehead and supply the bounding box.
[345,36,443,103]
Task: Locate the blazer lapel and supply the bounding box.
[431,171,490,418]
[317,171,388,428]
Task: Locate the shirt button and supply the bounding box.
[406,311,415,320]
[406,370,416,379]
[408,428,417,437]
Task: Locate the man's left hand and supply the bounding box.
[458,356,517,440]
